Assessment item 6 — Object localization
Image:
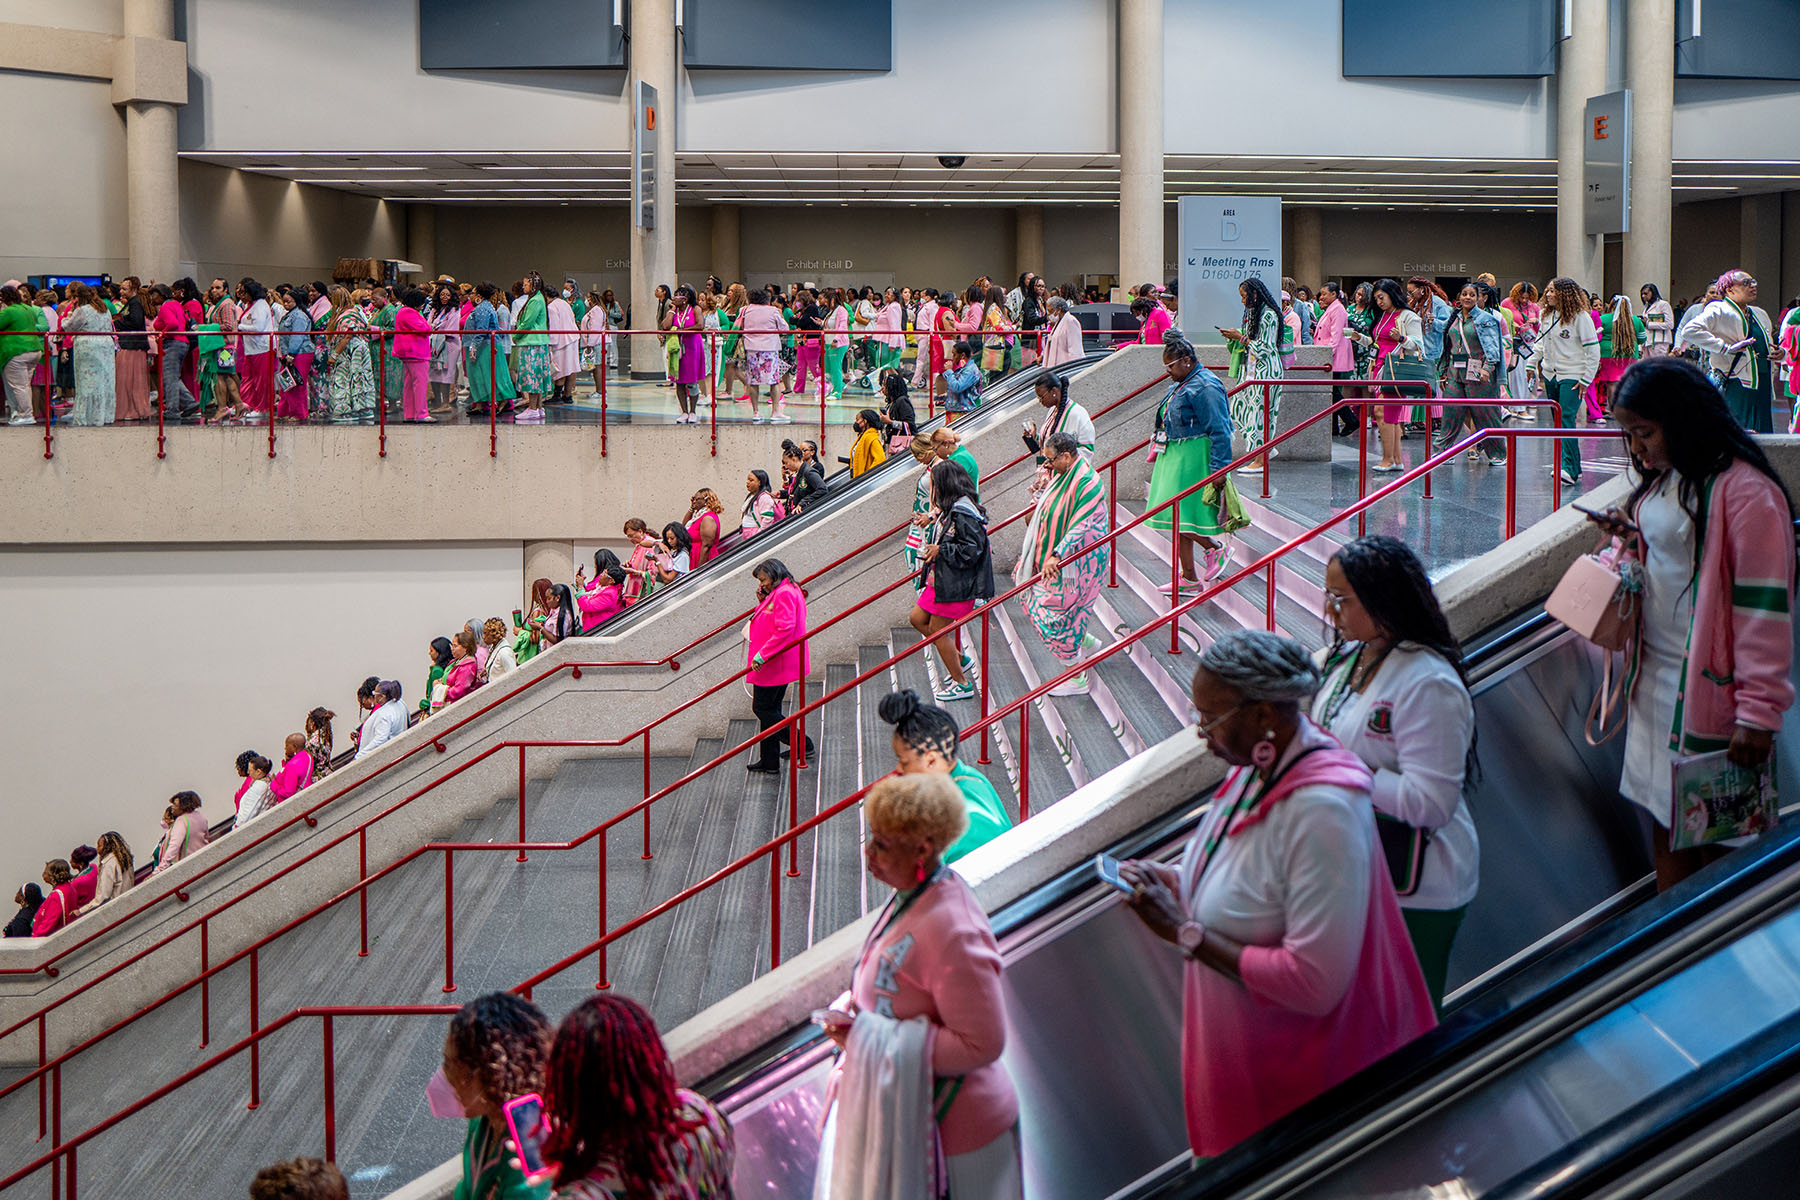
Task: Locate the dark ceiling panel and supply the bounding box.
[681,0,891,71]
[1342,0,1557,78]
[419,0,627,70]
[1677,0,1800,79]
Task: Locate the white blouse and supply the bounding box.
[1311,643,1480,911]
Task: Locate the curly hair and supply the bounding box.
[542,994,695,1192]
[482,617,508,646]
[865,773,969,849]
[688,488,724,517]
[42,860,71,887]
[446,992,552,1110]
[249,1157,348,1200]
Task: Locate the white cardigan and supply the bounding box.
[1311,643,1480,911]
[1535,310,1600,385]
[1677,299,1775,386]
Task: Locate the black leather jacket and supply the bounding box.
[919,500,995,603]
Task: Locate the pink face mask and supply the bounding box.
[426,1066,468,1119]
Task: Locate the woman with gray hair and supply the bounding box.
[1146,328,1241,592]
[1120,629,1436,1158]
[1041,294,1084,368]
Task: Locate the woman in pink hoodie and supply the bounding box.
[393,287,434,422]
[1587,358,1795,890]
[1122,631,1437,1158]
[744,558,811,774]
[819,771,1022,1197]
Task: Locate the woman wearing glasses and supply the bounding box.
[1119,630,1435,1158]
[1310,536,1479,1010]
[1677,269,1779,434]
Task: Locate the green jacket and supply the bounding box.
[0,303,38,370]
[453,1116,550,1200]
[944,760,1013,863]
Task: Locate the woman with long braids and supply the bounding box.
[540,994,733,1198]
[432,992,554,1200]
[1310,536,1479,1009]
[815,770,1021,1198]
[1586,357,1795,891]
[83,832,135,913]
[1220,277,1286,461]
[1120,630,1435,1158]
[1535,276,1600,486]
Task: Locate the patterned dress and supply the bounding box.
[551,1089,734,1200]
[515,292,552,395]
[1229,307,1284,452]
[327,308,378,421]
[1020,457,1111,662]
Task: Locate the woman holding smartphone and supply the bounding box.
[433,992,554,1200]
[1587,357,1795,890]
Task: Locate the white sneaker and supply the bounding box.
[933,681,976,702]
[750,414,766,424]
[770,414,794,425]
[960,653,979,681]
[1080,632,1103,653]
[8,415,35,425]
[1048,672,1090,697]
[1559,468,1578,485]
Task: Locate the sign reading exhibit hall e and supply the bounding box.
[1177,196,1282,347]
[1584,90,1630,236]
[634,80,657,230]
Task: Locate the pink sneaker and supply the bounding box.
[1201,544,1230,582]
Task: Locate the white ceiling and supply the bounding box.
[180,151,1800,210]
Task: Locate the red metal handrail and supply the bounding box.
[0,419,1624,1195]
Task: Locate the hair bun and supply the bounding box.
[878,688,921,726]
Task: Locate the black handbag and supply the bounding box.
[1376,813,1431,896]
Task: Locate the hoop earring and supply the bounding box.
[1252,732,1278,770]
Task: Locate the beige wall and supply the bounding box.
[179,159,407,285]
[0,71,129,279]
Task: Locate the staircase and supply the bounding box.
[0,480,1348,1198]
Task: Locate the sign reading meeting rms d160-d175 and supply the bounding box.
[1177,196,1283,347]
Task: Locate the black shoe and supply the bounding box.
[746,762,779,775]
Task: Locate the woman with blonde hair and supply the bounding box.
[82,832,135,913]
[325,285,377,422]
[815,767,1021,1197]
[1590,293,1644,417]
[903,432,939,585]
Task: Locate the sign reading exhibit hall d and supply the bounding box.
[1176,197,1283,348]
[1584,90,1630,237]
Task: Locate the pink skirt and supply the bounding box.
[240,349,276,412]
[919,584,974,620]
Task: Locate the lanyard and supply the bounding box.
[855,863,947,978]
[1190,744,1328,890]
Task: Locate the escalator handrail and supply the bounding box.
[1484,1007,1800,1200]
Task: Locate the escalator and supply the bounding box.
[688,607,1800,1200]
[592,352,1111,634]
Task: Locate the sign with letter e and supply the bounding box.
[1584,90,1630,236]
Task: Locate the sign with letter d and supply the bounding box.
[1177,196,1282,347]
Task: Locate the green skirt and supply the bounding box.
[1146,438,1225,537]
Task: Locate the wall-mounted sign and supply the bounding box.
[1176,196,1283,347]
[1584,90,1630,237]
[634,80,657,231]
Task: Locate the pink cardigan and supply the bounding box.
[393,305,431,360]
[1313,300,1355,372]
[1041,312,1084,368]
[1629,460,1796,750]
[270,750,315,803]
[442,655,481,703]
[1179,738,1436,1157]
[577,579,624,627]
[850,870,1018,1155]
[746,579,808,686]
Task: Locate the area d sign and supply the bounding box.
[634,81,657,230]
[1584,90,1629,237]
[1177,196,1282,347]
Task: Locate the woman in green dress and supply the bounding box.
[513,272,552,411]
[1147,329,1241,593]
[464,282,517,414]
[435,992,554,1200]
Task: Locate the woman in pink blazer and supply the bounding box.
[745,559,812,774]
[392,288,434,422]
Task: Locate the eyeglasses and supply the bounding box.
[1191,701,1246,739]
[1323,589,1354,613]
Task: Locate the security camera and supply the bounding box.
[937,155,966,169]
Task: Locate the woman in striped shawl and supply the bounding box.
[1018,432,1112,697]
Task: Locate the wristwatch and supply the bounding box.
[1177,920,1206,959]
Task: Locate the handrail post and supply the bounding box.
[641,732,653,860]
[379,332,389,457]
[248,948,260,1109]
[199,920,210,1046]
[1266,564,1277,632]
[321,1013,337,1163]
[155,343,166,459]
[1018,708,1031,821]
[50,1062,61,1200]
[978,610,991,764]
[1554,432,1564,510]
[769,847,783,969]
[709,329,718,458]
[1422,403,1434,500]
[488,337,498,458]
[1357,399,1369,536]
[1505,433,1517,538]
[1170,496,1182,655]
[787,686,802,879]
[267,368,276,459]
[357,830,369,957]
[42,333,53,461]
[516,745,529,862]
[441,850,456,994]
[1108,462,1119,587]
[596,828,611,989]
[599,329,608,457]
[819,331,828,459]
[1260,382,1271,499]
[37,1015,45,1141]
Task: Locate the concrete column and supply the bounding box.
[406,203,437,280]
[1291,208,1324,288]
[1117,0,1164,290]
[629,0,677,377]
[711,204,741,285]
[1557,0,1608,289]
[1015,205,1044,281]
[122,0,181,282]
[1740,194,1782,287]
[1624,0,1674,299]
[523,541,574,607]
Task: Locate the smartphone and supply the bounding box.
[810,1007,855,1031]
[1571,501,1638,533]
[1094,853,1135,896]
[512,608,524,627]
[503,1092,554,1183]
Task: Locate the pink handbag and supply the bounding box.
[1546,538,1642,743]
